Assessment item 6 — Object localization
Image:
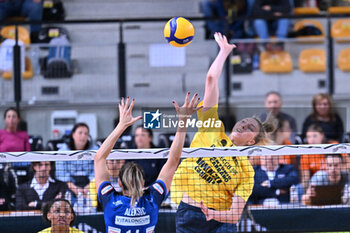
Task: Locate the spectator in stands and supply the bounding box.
[251,0,292,51]
[302,154,350,205]
[260,91,297,143]
[300,124,326,190]
[39,198,83,233]
[0,107,31,176]
[0,107,30,153]
[319,0,350,11]
[0,163,17,210]
[16,161,67,210]
[201,0,247,39]
[270,117,297,167]
[56,123,98,201]
[0,0,43,42]
[131,126,165,187]
[302,93,344,143]
[248,155,299,205]
[89,159,125,211]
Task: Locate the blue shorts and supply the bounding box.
[176,201,237,233]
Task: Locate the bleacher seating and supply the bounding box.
[328,6,350,14]
[331,19,350,42]
[293,19,325,43]
[1,26,30,45]
[259,51,293,73]
[338,48,350,72]
[298,49,326,72]
[1,26,33,79]
[293,7,320,15]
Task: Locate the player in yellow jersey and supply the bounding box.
[38,199,84,233]
[172,32,276,233]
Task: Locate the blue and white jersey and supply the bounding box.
[98,180,167,233]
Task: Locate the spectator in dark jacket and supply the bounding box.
[201,0,248,39]
[252,0,292,50]
[260,91,297,143]
[248,155,299,205]
[0,0,43,41]
[0,163,17,210]
[302,93,344,142]
[16,161,67,210]
[131,126,165,187]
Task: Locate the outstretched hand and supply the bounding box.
[172,92,202,120]
[118,97,142,128]
[214,32,236,54]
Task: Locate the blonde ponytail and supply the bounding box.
[119,162,145,207]
[253,113,278,145]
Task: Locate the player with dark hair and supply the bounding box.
[94,93,200,233]
[39,198,83,233]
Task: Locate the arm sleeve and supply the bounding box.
[252,0,265,17]
[336,114,344,142]
[98,181,115,210]
[270,167,300,189]
[309,171,327,186]
[15,186,28,210]
[88,160,95,182]
[55,161,70,182]
[270,0,291,13]
[252,184,277,199]
[25,134,31,152]
[301,116,312,140]
[149,180,167,207]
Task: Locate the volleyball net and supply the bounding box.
[0,144,350,233]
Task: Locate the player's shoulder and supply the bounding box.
[99,181,116,196]
[148,180,167,196]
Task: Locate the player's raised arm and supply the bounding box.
[157,92,202,192]
[203,32,236,109]
[94,97,142,192]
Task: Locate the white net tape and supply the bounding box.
[1,143,349,162]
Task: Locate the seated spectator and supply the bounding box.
[0,107,31,170]
[252,0,292,51]
[131,126,165,187]
[201,0,247,39]
[260,91,297,143]
[248,155,299,205]
[0,163,17,210]
[56,123,98,202]
[0,0,43,42]
[39,198,83,233]
[300,124,327,190]
[0,107,30,153]
[319,0,350,11]
[302,154,350,205]
[302,93,344,143]
[16,161,68,210]
[270,118,297,167]
[89,159,125,211]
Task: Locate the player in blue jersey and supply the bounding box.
[94,93,201,233]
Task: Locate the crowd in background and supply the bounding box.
[0,0,350,216]
[202,0,350,50]
[0,91,349,212]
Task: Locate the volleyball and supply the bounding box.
[164,17,195,47]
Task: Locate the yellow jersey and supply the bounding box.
[38,227,84,233]
[171,102,255,211]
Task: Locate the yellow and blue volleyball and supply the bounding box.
[164,17,195,47]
